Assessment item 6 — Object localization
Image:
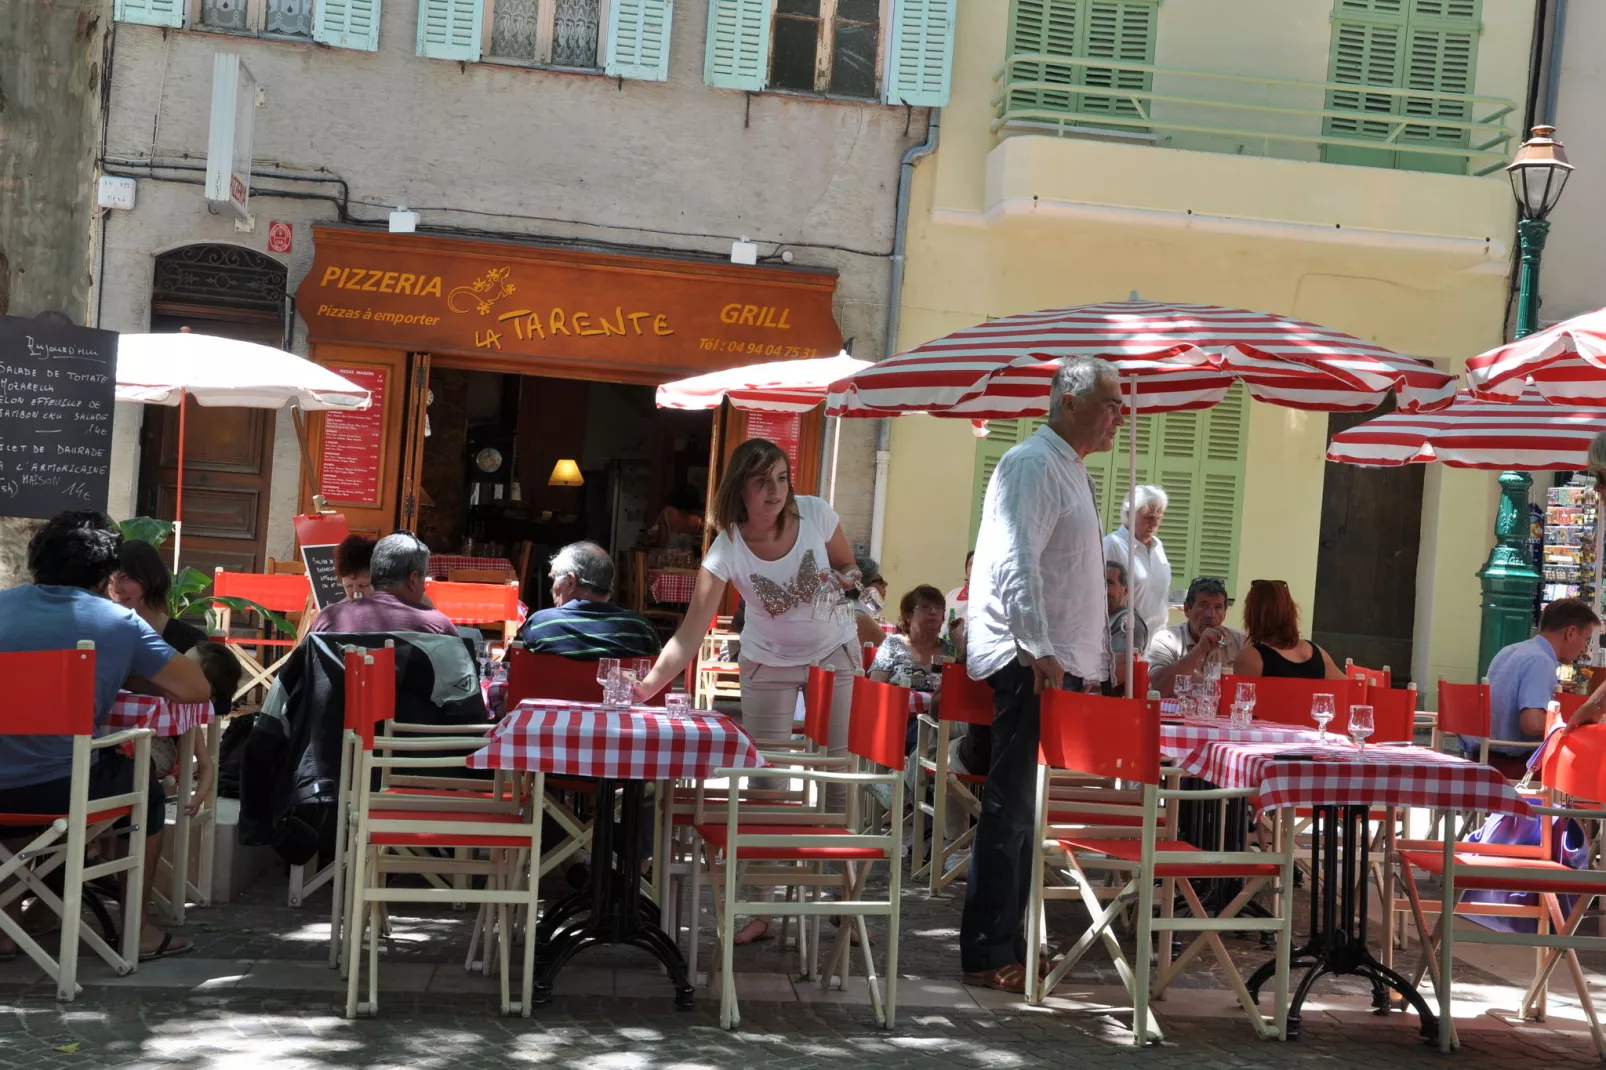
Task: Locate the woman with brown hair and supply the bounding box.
[1231,578,1344,680]
[868,585,946,688]
[633,437,862,943]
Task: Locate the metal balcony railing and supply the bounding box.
[993,55,1519,176]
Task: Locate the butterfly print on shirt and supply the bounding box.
[748,549,825,617]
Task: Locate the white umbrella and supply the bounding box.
[115,331,371,565]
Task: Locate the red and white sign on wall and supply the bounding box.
[267,221,292,253]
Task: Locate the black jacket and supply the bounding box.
[238,631,490,864]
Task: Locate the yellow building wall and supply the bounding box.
[882,0,1534,694]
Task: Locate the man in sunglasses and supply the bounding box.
[1146,575,1245,697]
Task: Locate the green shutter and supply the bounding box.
[1075,1,1154,121]
[1005,0,1080,115]
[607,0,673,81]
[969,419,1026,547]
[884,0,956,106]
[315,0,382,50]
[115,0,184,26]
[1193,384,1248,592]
[1003,0,1155,126]
[417,0,481,61]
[704,0,770,91]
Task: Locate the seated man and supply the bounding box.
[0,510,211,961]
[1145,575,1245,698]
[1481,596,1600,778]
[310,531,456,635]
[520,542,660,659]
[1105,560,1150,694]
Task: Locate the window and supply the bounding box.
[769,0,880,99]
[484,0,607,68]
[969,383,1249,597]
[1323,0,1482,174]
[1003,0,1157,129]
[115,0,381,48]
[195,0,315,38]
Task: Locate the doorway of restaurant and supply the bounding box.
[1311,403,1425,684]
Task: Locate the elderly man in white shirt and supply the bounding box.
[1103,484,1172,640]
[960,355,1122,994]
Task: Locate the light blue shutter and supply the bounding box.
[883,0,955,106]
[606,0,673,81]
[416,0,482,60]
[704,0,770,91]
[115,0,184,26]
[315,0,382,50]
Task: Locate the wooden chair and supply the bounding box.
[1026,689,1296,1043]
[693,631,741,710]
[449,567,513,584]
[634,551,687,639]
[211,569,312,702]
[0,643,153,1001]
[1345,658,1392,690]
[425,578,522,647]
[910,662,994,893]
[267,556,307,575]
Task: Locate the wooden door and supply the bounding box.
[1311,403,1425,684]
[136,317,277,575]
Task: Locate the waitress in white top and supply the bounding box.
[634,437,862,943]
[1103,484,1172,641]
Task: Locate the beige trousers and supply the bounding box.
[737,640,860,795]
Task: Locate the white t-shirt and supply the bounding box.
[701,495,854,667]
[1103,527,1172,638]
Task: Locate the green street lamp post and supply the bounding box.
[1477,125,1575,677]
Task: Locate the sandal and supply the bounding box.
[829,916,871,946]
[139,933,194,962]
[963,963,1029,994]
[733,919,771,945]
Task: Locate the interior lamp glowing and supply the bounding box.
[547,458,584,487]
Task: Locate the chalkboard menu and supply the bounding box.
[0,315,117,520]
[301,543,346,610]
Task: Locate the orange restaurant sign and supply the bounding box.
[295,227,843,377]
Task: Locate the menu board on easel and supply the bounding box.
[743,410,802,479]
[318,365,386,505]
[293,512,351,610]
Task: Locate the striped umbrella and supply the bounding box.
[825,300,1455,418]
[656,353,869,413]
[1465,308,1606,405]
[1327,388,1606,470]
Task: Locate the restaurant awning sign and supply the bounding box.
[205,53,259,223]
[295,228,843,382]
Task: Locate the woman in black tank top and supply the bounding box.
[1231,579,1344,680]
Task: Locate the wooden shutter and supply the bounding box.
[1193,383,1248,592]
[1093,414,1155,528]
[1076,1,1155,122]
[884,0,956,106]
[1005,0,1080,115]
[416,0,482,61]
[704,0,770,91]
[607,0,674,81]
[1397,21,1478,171]
[969,419,1025,547]
[115,0,185,26]
[314,0,382,50]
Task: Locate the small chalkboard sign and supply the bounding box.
[0,314,117,520]
[302,544,346,610]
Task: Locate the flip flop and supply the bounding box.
[139,933,194,962]
[733,919,771,945]
[962,963,1028,994]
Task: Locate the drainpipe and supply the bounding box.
[1544,0,1568,125]
[869,108,941,562]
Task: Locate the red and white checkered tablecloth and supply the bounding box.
[1160,720,1320,763]
[648,569,698,604]
[106,692,213,738]
[467,698,769,781]
[428,555,518,582]
[911,691,934,715]
[1174,738,1530,817]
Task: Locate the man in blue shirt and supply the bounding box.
[1482,597,1600,778]
[0,511,211,961]
[520,542,661,660]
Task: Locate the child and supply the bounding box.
[149,641,241,817]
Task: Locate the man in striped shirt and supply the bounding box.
[519,541,661,659]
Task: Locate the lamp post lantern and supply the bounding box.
[1477,125,1576,677]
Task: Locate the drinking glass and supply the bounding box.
[633,658,653,685]
[1230,701,1253,728]
[1311,693,1335,741]
[665,692,693,718]
[1348,705,1375,758]
[1174,674,1196,720]
[596,658,620,690]
[617,669,638,708]
[1235,681,1256,715]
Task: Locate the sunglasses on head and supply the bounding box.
[1250,578,1288,588]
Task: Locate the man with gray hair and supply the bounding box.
[310,530,457,635]
[519,541,660,659]
[960,355,1123,993]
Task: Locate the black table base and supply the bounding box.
[1245,804,1437,1042]
[532,779,695,1009]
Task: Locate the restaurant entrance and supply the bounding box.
[294,227,843,610]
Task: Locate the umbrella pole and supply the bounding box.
[173,393,186,570]
[828,415,842,507]
[291,406,327,512]
[1126,373,1137,699]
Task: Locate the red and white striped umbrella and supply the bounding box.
[1327,388,1606,470]
[826,300,1455,418]
[1465,308,1606,405]
[656,353,869,413]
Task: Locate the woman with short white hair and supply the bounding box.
[1103,484,1172,639]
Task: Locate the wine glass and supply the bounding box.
[1348,705,1375,759]
[1235,681,1256,714]
[633,658,653,685]
[1311,693,1335,741]
[597,657,620,693]
[1174,674,1196,720]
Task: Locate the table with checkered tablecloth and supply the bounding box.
[1160,719,1319,763]
[428,555,518,581]
[1172,736,1530,817]
[467,698,769,780]
[647,568,698,604]
[107,692,213,738]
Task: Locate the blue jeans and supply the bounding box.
[959,661,1080,974]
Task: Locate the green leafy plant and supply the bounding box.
[117,516,294,636]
